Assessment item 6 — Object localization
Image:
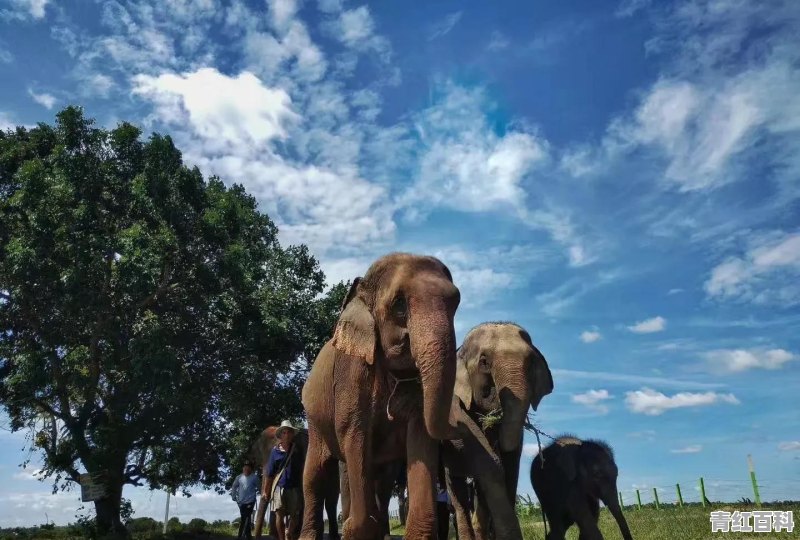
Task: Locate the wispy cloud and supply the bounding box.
[571,389,612,414]
[671,444,702,454]
[705,231,800,307]
[580,329,602,343]
[428,11,462,41]
[487,30,509,51]
[27,88,56,109]
[703,348,796,373]
[625,388,739,416]
[553,369,724,391]
[627,316,666,334]
[0,0,48,21]
[778,441,800,452]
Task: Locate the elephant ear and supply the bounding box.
[331,277,376,364]
[453,344,474,410]
[522,330,553,411]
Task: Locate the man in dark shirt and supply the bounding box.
[263,420,304,540]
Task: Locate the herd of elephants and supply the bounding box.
[245,253,634,540]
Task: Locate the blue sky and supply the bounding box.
[2,0,800,527]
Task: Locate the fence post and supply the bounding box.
[619,491,624,509]
[699,477,706,507]
[676,483,683,507]
[635,489,642,510]
[653,487,660,510]
[747,455,762,508]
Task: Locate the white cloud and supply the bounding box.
[428,11,462,41]
[580,329,602,343]
[778,441,800,452]
[565,0,800,195]
[670,444,702,454]
[12,468,44,481]
[267,0,300,32]
[401,82,593,267]
[430,244,550,309]
[627,316,666,334]
[625,387,739,416]
[705,232,800,306]
[0,47,12,63]
[571,389,612,414]
[132,68,298,152]
[703,348,796,373]
[324,5,390,60]
[1,0,48,20]
[536,270,621,318]
[27,89,56,109]
[487,30,509,51]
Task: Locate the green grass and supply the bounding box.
[520,504,800,540]
[390,504,800,540]
[3,504,797,539]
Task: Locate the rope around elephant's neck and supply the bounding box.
[385,372,420,421]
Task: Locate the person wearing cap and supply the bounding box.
[263,420,304,540]
[231,461,260,540]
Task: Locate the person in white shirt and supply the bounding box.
[231,461,260,540]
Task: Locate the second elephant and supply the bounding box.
[447,322,554,540]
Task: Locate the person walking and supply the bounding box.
[231,461,260,540]
[262,420,304,540]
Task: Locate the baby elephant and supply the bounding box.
[531,436,633,540]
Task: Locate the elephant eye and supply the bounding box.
[391,296,407,319]
[479,354,489,368]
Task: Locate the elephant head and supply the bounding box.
[454,322,553,453]
[331,252,461,440]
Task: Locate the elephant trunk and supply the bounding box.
[602,489,634,540]
[410,302,457,440]
[497,379,527,453]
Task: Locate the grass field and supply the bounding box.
[2,504,797,539]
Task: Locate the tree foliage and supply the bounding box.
[0,107,345,534]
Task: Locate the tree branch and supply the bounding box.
[136,258,175,311]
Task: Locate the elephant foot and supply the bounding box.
[342,516,380,540]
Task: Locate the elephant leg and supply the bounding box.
[570,494,602,540]
[340,461,350,523]
[323,458,340,540]
[444,469,475,540]
[255,494,270,539]
[300,422,333,540]
[405,415,439,540]
[342,432,379,540]
[473,487,491,540]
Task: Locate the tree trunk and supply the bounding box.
[94,484,127,537]
[92,466,128,538]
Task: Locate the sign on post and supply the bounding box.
[80,472,108,502]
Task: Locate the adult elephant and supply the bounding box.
[246,426,340,540]
[531,436,633,540]
[446,322,554,540]
[300,253,461,540]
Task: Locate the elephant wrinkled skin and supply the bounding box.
[300,253,461,540]
[531,436,634,540]
[446,322,554,540]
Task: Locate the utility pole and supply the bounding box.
[163,491,170,534]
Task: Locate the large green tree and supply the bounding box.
[0,107,345,535]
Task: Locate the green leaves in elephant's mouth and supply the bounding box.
[477,408,503,431]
